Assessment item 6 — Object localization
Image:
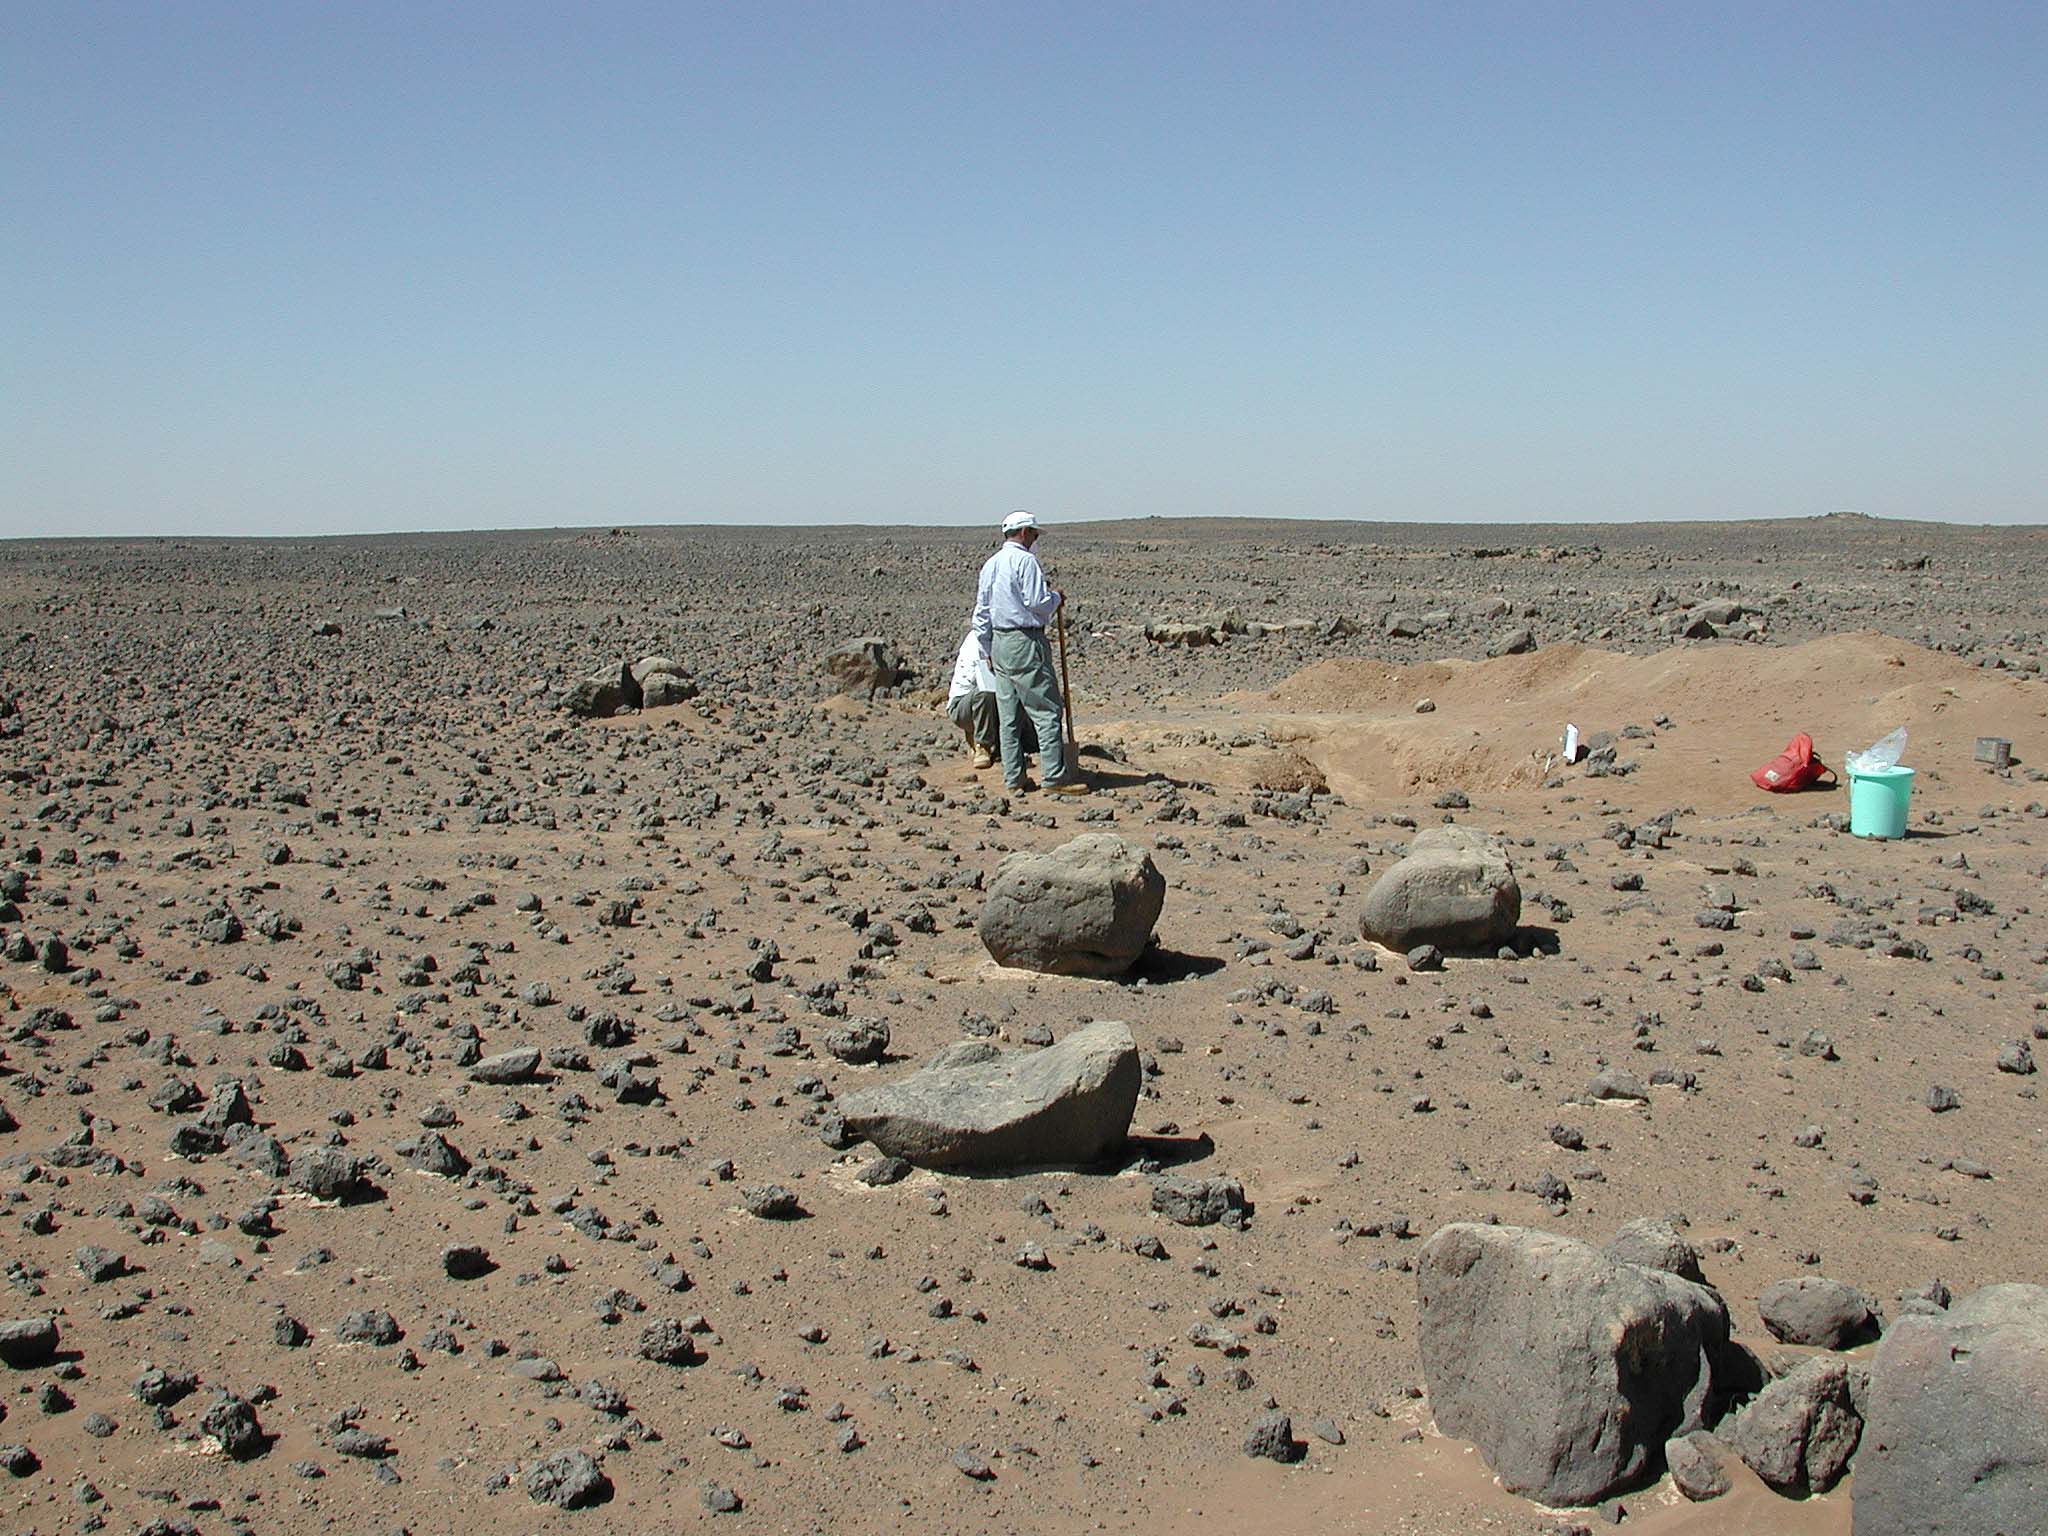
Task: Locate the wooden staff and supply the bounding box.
[1056,600,1076,757]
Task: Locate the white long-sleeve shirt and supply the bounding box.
[971,541,1061,657]
[947,633,997,703]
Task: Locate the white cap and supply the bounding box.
[1001,510,1038,535]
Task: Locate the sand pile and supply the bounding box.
[1123,632,2045,809]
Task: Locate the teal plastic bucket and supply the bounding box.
[1848,765,1914,839]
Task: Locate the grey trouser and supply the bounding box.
[991,627,1068,786]
[947,689,999,752]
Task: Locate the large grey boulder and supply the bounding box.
[632,656,697,709]
[1853,1283,2048,1536]
[564,662,635,718]
[639,674,696,708]
[628,655,680,688]
[978,835,1165,978]
[821,637,907,697]
[0,1318,59,1369]
[1723,1355,1864,1494]
[470,1047,541,1085]
[1417,1223,1731,1506]
[1358,827,1521,954]
[1758,1275,1879,1348]
[563,656,695,715]
[837,1021,1140,1171]
[1603,1217,1706,1283]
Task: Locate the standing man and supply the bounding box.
[972,510,1087,795]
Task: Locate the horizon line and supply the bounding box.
[4,508,2044,548]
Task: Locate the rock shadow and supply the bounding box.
[222,1428,280,1462]
[302,1177,387,1207]
[1122,1131,1215,1171]
[919,1137,1205,1184]
[1072,766,1170,792]
[1125,947,1226,984]
[936,1157,1123,1182]
[1707,1336,1769,1420]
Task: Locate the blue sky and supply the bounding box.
[4,1,2044,536]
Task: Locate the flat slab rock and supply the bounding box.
[838,1021,1141,1171]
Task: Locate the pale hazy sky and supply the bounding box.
[5,2,2044,537]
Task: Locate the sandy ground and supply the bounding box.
[0,516,2042,1535]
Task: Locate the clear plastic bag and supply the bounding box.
[1846,727,1907,775]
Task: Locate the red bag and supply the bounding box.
[1752,733,1835,792]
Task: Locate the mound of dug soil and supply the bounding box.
[1162,632,2046,809]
